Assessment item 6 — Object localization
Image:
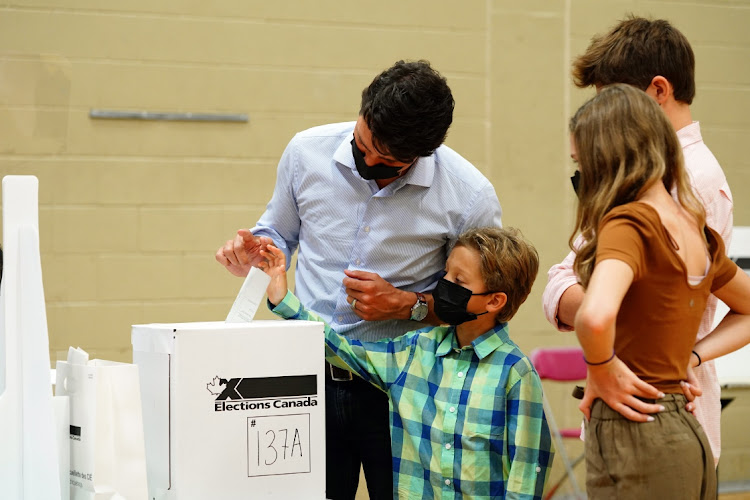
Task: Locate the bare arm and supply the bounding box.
[574,259,664,422]
[693,267,750,365]
[557,284,585,329]
[258,244,289,306]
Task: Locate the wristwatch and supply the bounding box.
[409,292,428,321]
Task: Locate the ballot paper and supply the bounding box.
[225,266,272,323]
[67,346,89,365]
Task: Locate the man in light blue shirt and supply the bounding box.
[216,60,502,500]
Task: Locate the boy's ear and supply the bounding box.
[486,292,508,314]
[645,76,673,106]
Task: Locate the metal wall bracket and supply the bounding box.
[89,109,248,123]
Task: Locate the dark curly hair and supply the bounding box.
[359,60,454,162]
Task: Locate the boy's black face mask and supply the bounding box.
[350,138,404,180]
[570,170,581,197]
[433,278,495,326]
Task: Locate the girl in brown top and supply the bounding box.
[571,84,750,499]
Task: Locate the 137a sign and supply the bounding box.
[247,414,311,477]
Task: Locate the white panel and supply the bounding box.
[0,175,63,499]
[714,226,750,387]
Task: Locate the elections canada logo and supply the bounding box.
[207,374,318,412]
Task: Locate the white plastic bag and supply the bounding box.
[56,348,148,500]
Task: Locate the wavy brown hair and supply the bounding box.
[572,16,696,104]
[456,227,539,323]
[570,84,705,288]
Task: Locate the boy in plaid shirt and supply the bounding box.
[260,227,553,499]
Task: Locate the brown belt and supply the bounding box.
[326,362,353,382]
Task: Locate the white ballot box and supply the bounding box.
[132,321,326,500]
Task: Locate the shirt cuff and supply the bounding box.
[270,290,302,319]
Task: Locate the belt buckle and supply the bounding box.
[329,363,353,382]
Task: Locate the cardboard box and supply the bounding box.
[132,321,326,500]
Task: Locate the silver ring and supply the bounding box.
[350,298,357,310]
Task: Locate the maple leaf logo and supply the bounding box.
[206,376,226,395]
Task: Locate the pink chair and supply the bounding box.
[530,347,587,500]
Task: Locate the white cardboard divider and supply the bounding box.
[132,321,326,500]
[712,226,750,387]
[0,175,65,499]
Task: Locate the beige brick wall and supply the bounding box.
[1,0,748,488]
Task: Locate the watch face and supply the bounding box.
[411,303,428,321]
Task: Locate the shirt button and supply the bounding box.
[337,316,343,322]
[364,226,370,233]
[444,479,451,486]
[355,259,361,265]
[536,466,541,473]
[445,443,451,450]
[457,372,464,378]
[449,407,456,413]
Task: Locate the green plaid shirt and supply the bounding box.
[273,291,553,499]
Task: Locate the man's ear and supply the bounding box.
[486,292,508,314]
[645,76,673,106]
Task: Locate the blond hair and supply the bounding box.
[570,84,705,287]
[455,227,539,323]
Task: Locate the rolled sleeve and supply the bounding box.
[542,236,583,332]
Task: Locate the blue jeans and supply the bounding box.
[325,370,393,500]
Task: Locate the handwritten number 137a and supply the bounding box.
[258,429,303,466]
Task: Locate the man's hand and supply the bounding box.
[215,229,273,277]
[258,244,288,307]
[579,356,665,422]
[343,270,412,321]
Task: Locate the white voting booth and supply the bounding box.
[712,227,750,491]
[0,176,68,500]
[132,270,327,500]
[713,226,750,387]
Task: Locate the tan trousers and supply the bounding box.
[585,394,716,500]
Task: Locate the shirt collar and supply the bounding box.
[676,121,702,149]
[333,132,434,188]
[435,322,511,360]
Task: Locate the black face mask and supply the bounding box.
[350,138,404,180]
[433,278,495,326]
[570,170,581,197]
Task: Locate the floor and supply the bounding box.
[721,494,750,500]
[352,469,750,499]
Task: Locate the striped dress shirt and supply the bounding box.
[273,291,554,499]
[252,121,503,342]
